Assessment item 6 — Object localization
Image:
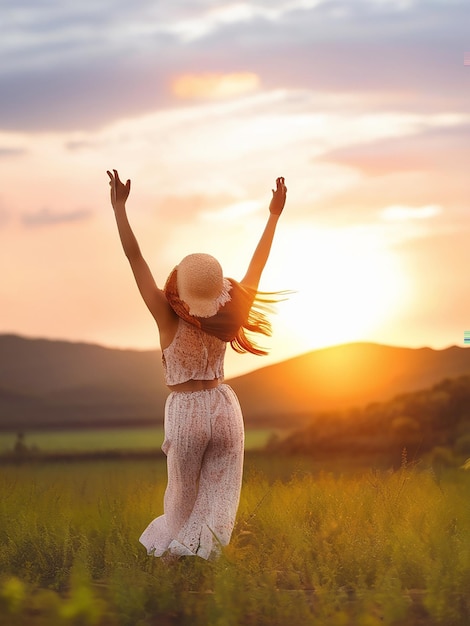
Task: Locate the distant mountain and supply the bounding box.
[0,335,167,429]
[1,334,470,430]
[230,342,470,426]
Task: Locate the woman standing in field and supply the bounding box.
[108,170,287,560]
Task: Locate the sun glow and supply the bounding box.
[267,225,410,353]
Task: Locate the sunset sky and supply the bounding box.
[1,0,469,377]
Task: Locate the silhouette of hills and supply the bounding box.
[267,374,470,468]
[0,335,166,429]
[1,334,470,431]
[230,342,470,426]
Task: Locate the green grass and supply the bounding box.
[0,428,277,454]
[0,456,469,625]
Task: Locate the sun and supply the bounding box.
[264,224,410,353]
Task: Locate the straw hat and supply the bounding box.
[176,253,232,318]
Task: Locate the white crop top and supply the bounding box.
[162,318,226,386]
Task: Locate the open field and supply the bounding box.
[0,428,277,455]
[1,455,469,625]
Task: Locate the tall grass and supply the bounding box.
[0,456,469,625]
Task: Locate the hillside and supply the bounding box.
[230,342,470,426]
[267,374,470,468]
[1,334,470,430]
[0,335,167,429]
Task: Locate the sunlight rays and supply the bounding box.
[269,224,410,352]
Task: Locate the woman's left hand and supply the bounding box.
[269,177,287,216]
[107,169,131,209]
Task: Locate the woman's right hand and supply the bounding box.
[107,169,131,210]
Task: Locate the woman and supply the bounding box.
[108,169,287,560]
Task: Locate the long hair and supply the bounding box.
[164,269,287,356]
[203,281,288,356]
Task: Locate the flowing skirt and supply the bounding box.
[139,384,244,560]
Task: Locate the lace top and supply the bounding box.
[162,318,226,386]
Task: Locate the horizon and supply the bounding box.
[1,329,467,379]
[1,0,469,379]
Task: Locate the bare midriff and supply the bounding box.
[167,378,221,393]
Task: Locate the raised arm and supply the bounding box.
[240,177,287,290]
[107,170,174,333]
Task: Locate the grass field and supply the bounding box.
[0,454,469,625]
[0,428,277,455]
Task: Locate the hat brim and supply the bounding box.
[182,277,233,318]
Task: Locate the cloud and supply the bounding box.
[64,139,101,151]
[158,1,320,42]
[302,116,470,232]
[155,193,240,221]
[0,147,27,158]
[0,59,172,132]
[1,0,469,131]
[318,122,470,177]
[380,204,442,221]
[171,72,260,100]
[21,208,92,228]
